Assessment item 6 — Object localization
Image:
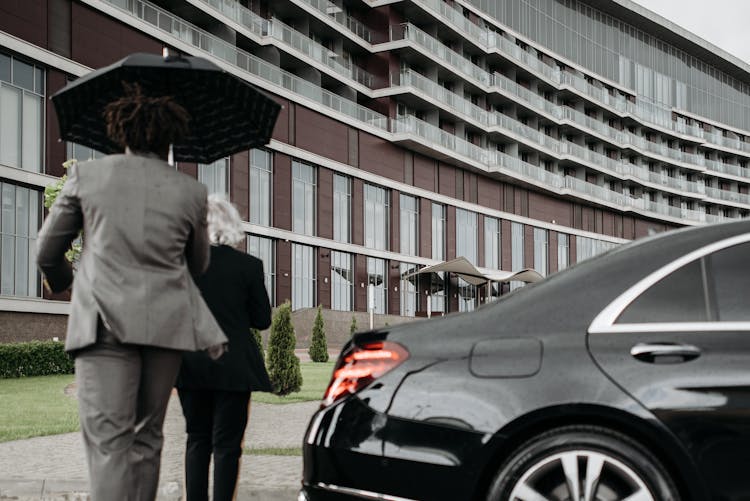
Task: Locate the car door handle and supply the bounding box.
[630,343,701,364]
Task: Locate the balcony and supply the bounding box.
[392,69,706,198]
[103,0,387,129]
[185,0,374,87]
[392,115,721,223]
[290,0,374,42]
[409,0,750,153]
[389,23,492,87]
[704,186,750,206]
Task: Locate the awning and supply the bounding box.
[405,257,544,286]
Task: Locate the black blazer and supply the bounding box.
[176,245,273,392]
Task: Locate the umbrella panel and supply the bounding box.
[53,59,280,163]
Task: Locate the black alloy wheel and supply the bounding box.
[487,425,680,501]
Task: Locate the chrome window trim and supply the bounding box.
[315,482,417,501]
[589,232,750,334]
[594,322,750,334]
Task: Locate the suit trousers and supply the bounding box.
[75,327,182,501]
[177,389,251,501]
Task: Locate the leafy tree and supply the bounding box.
[267,301,302,396]
[308,305,329,362]
[251,328,264,363]
[349,315,357,337]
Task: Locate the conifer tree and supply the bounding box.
[349,315,357,337]
[251,328,264,363]
[308,305,329,362]
[267,301,302,395]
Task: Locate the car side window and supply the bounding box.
[616,259,707,324]
[705,243,750,321]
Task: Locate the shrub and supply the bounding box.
[0,341,74,378]
[251,328,264,363]
[349,315,357,337]
[266,301,302,396]
[308,305,329,363]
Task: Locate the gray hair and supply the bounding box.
[206,194,244,246]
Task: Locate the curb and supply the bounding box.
[0,478,300,501]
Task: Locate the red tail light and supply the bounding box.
[322,341,409,407]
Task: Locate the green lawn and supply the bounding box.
[253,361,335,404]
[0,374,79,442]
[0,362,335,442]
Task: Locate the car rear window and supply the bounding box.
[616,259,708,324]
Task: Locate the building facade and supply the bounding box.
[1,0,749,338]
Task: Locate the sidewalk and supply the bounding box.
[0,355,327,500]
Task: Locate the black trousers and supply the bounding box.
[177,389,251,501]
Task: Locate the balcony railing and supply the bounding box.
[267,18,374,87]
[393,69,708,197]
[392,115,724,222]
[408,0,750,154]
[188,0,374,87]
[102,0,743,220]
[390,23,492,87]
[704,186,750,205]
[387,19,744,166]
[292,0,374,42]
[105,0,387,128]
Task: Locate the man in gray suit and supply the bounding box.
[37,85,226,500]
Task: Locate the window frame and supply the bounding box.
[589,233,750,334]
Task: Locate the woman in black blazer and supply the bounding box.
[176,194,272,501]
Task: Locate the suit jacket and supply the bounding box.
[36,151,227,353]
[176,244,273,392]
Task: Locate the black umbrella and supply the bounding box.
[52,51,281,163]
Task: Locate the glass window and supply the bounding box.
[66,143,104,162]
[432,203,446,260]
[198,157,229,196]
[250,149,272,226]
[331,250,353,311]
[511,222,525,290]
[558,233,569,271]
[0,54,43,172]
[456,208,477,265]
[577,236,617,262]
[458,278,476,312]
[0,54,9,83]
[533,228,548,277]
[247,235,275,306]
[400,262,420,317]
[333,174,351,243]
[364,184,389,251]
[429,272,446,314]
[292,161,316,236]
[12,58,34,91]
[617,260,706,324]
[706,243,750,321]
[292,243,315,310]
[400,194,418,256]
[0,182,40,296]
[484,216,501,269]
[367,257,386,314]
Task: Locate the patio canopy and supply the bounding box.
[405,257,544,286]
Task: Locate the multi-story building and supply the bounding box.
[2,0,749,340]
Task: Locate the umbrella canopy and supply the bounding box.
[52,51,281,163]
[406,256,544,286]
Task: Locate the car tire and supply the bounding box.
[486,425,680,501]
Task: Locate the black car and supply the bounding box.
[300,219,750,501]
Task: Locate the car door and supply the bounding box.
[588,237,750,499]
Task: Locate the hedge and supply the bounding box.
[0,341,74,378]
